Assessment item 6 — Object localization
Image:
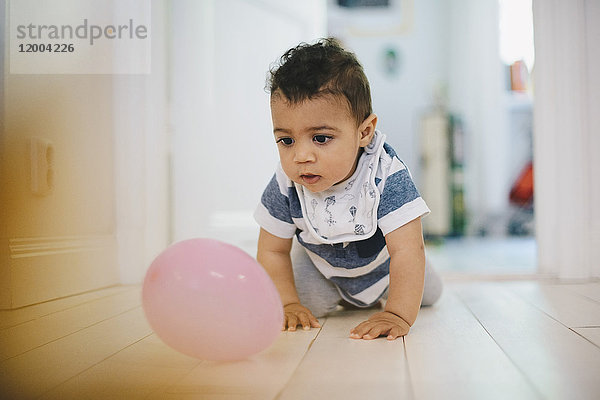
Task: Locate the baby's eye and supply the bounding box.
[313,135,332,144]
[276,137,294,146]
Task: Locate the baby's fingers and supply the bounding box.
[285,312,318,331]
[349,320,375,339]
[308,314,321,328]
[350,321,406,340]
[361,324,387,340]
[282,303,320,332]
[297,312,312,330]
[284,313,299,331]
[386,325,407,340]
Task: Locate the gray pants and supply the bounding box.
[291,240,443,318]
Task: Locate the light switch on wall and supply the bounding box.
[30,137,55,196]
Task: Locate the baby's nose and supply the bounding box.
[293,143,316,163]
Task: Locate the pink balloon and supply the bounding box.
[142,238,283,361]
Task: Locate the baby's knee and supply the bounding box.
[304,299,339,319]
[421,262,443,306]
[421,284,442,306]
[297,289,340,318]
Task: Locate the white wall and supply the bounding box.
[171,0,326,252]
[328,0,448,181]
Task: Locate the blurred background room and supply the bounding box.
[1,0,598,309]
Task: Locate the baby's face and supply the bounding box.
[271,92,374,193]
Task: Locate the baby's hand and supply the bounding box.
[349,311,410,340]
[283,303,321,331]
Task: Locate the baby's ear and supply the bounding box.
[359,114,378,146]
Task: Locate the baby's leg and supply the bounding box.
[290,240,341,318]
[421,260,443,306]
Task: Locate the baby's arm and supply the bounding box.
[350,217,425,340]
[257,228,321,331]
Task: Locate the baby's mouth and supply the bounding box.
[300,174,321,185]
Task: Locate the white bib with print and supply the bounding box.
[295,131,386,244]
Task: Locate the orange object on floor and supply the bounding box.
[510,161,534,206]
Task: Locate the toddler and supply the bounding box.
[254,38,442,340]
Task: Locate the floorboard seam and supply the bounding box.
[454,289,545,400]
[273,318,327,400]
[506,286,600,333]
[37,332,156,399]
[0,305,143,362]
[401,335,416,400]
[569,328,600,349]
[561,284,600,305]
[0,286,136,331]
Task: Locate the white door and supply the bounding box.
[0,0,170,307]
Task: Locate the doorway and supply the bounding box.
[327,0,536,276]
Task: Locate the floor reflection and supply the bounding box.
[426,236,537,275]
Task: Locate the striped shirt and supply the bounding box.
[254,140,430,307]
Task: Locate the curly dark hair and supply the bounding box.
[267,38,372,127]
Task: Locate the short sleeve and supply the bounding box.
[254,172,297,239]
[377,160,430,236]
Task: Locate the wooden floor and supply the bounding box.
[1,280,599,400]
